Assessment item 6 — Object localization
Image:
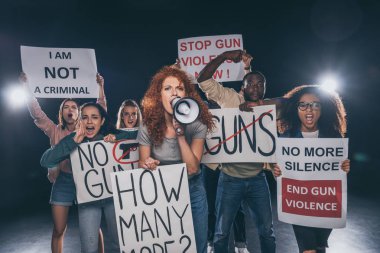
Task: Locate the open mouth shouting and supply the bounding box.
[85,125,96,137]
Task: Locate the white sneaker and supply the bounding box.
[235,247,249,253]
[207,245,214,253]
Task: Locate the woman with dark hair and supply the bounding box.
[21,73,106,253]
[116,99,142,129]
[40,102,137,253]
[273,85,350,253]
[138,66,214,253]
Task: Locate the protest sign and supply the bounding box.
[21,46,98,98]
[202,105,277,163]
[111,163,197,253]
[276,138,349,228]
[70,139,139,204]
[178,34,244,82]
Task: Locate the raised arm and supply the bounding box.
[96,73,107,111]
[21,72,56,138]
[197,49,243,83]
[242,50,253,74]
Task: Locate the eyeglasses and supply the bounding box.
[297,102,321,111]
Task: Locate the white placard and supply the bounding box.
[21,46,98,98]
[70,139,139,204]
[276,138,349,228]
[202,105,277,163]
[178,34,244,82]
[111,163,197,253]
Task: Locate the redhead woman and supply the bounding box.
[137,66,214,253]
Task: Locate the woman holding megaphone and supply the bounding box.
[138,66,214,253]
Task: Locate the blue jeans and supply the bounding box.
[202,165,247,248]
[214,171,275,253]
[78,198,119,253]
[189,172,208,253]
[50,171,76,206]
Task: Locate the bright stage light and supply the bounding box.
[3,85,29,109]
[319,74,339,93]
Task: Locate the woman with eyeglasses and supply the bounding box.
[272,85,350,253]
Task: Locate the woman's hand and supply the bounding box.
[96,73,104,87]
[341,159,350,173]
[272,164,282,177]
[173,119,185,136]
[73,121,86,143]
[103,134,116,143]
[141,157,160,170]
[47,167,59,183]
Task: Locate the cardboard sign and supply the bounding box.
[202,105,277,163]
[111,163,197,253]
[276,138,349,228]
[21,46,98,98]
[178,34,244,82]
[70,139,139,204]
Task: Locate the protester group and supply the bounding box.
[21,35,350,253]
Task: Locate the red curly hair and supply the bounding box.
[141,66,214,145]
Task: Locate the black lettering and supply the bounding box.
[139,170,158,205]
[45,67,56,78]
[222,115,237,154]
[141,211,155,241]
[115,173,137,209]
[84,169,103,198]
[34,86,41,93]
[154,207,172,238]
[159,167,184,202]
[238,115,256,153]
[78,144,94,170]
[93,142,108,166]
[203,116,221,155]
[172,204,189,234]
[258,112,275,156]
[119,215,139,245]
[180,235,192,253]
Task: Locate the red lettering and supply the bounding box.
[181,57,191,67]
[215,38,242,49]
[213,70,223,79]
[204,40,211,49]
[180,42,187,52]
[215,39,223,49]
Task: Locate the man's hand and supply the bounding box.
[222,50,243,63]
[239,101,260,112]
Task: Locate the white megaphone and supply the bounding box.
[171,97,200,124]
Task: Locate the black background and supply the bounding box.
[0,0,379,214]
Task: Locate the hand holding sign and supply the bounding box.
[221,49,244,63]
[242,50,253,70]
[341,159,350,173]
[140,157,160,170]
